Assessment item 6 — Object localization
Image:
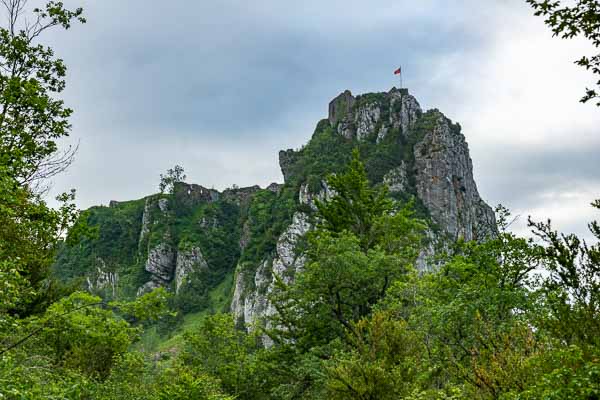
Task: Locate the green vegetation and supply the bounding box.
[2,1,599,397]
[171,161,600,400]
[527,0,600,106]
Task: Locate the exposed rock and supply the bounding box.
[158,198,169,212]
[86,258,118,297]
[231,212,311,345]
[175,246,208,294]
[413,112,495,241]
[59,86,496,343]
[328,90,355,126]
[376,126,389,143]
[231,88,496,335]
[279,149,300,183]
[332,88,421,143]
[337,118,356,140]
[109,200,120,207]
[138,197,153,249]
[271,212,311,283]
[266,182,282,193]
[173,182,219,208]
[388,87,421,137]
[383,162,408,193]
[298,180,334,211]
[354,101,381,141]
[231,259,272,331]
[222,185,261,206]
[144,242,176,282]
[239,219,251,251]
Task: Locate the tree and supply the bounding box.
[528,198,600,348]
[527,0,600,106]
[0,0,85,186]
[159,164,186,194]
[269,152,426,350]
[181,313,268,399]
[0,0,85,319]
[324,311,425,400]
[314,149,394,251]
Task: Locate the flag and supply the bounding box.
[394,67,401,75]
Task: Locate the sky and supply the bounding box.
[40,0,599,239]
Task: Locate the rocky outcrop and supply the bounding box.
[298,180,334,211]
[138,198,153,249]
[239,220,251,251]
[328,90,356,126]
[413,112,495,241]
[383,162,408,193]
[175,246,208,294]
[60,86,496,341]
[86,258,119,297]
[145,242,177,282]
[138,243,208,296]
[137,280,163,296]
[388,88,421,138]
[231,212,311,343]
[266,182,282,193]
[222,185,261,206]
[137,238,177,296]
[278,149,300,183]
[355,102,381,141]
[173,182,219,208]
[231,87,496,335]
[333,87,422,142]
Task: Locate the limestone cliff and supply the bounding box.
[231,88,495,330]
[54,87,495,335]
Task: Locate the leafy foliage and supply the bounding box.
[527,0,600,105]
[159,165,186,194]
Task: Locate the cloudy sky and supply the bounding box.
[43,0,599,238]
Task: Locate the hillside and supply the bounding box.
[53,87,496,332]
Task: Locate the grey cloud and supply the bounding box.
[41,1,599,240]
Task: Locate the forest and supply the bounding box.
[1,1,599,399]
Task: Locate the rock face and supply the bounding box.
[86,258,119,297]
[231,87,496,334]
[138,198,153,249]
[56,86,495,342]
[328,90,356,126]
[138,242,177,296]
[333,87,422,142]
[298,180,334,211]
[413,112,495,241]
[145,242,177,282]
[135,183,268,296]
[383,162,408,193]
[175,246,208,294]
[231,211,311,345]
[278,149,300,183]
[388,88,421,139]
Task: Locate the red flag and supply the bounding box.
[394,67,401,75]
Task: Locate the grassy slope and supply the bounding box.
[136,271,235,354]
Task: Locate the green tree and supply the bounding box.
[0,0,85,318]
[269,152,425,349]
[181,313,268,399]
[315,148,394,251]
[325,311,425,400]
[159,164,186,194]
[154,366,234,400]
[527,0,600,105]
[528,199,600,348]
